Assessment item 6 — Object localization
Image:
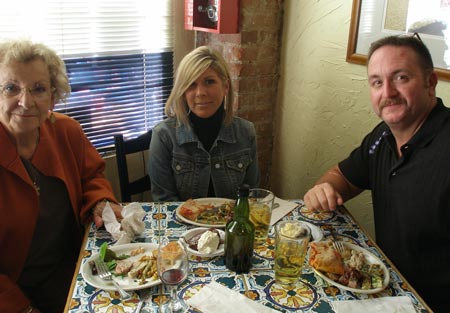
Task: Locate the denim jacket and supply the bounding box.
[148,116,260,201]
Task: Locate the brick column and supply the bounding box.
[196,0,284,189]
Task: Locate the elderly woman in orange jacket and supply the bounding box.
[0,39,122,313]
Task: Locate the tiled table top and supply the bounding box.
[64,201,431,313]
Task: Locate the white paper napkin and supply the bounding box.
[270,197,299,226]
[332,296,416,313]
[186,281,280,313]
[102,201,146,245]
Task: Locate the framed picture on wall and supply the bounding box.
[347,0,450,81]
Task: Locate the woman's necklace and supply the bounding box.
[22,158,41,196]
[31,170,40,196]
[18,132,41,195]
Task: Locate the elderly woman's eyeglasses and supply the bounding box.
[0,83,55,100]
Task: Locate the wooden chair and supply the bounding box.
[113,130,152,202]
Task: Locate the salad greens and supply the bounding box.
[98,242,129,271]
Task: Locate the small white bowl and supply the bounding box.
[180,228,225,258]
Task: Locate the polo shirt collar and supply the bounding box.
[408,97,449,149]
[382,98,449,155]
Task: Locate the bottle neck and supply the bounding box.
[234,196,250,221]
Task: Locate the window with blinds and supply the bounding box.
[0,0,174,152]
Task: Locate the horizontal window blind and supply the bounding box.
[61,52,173,151]
[0,0,174,152]
[0,0,174,56]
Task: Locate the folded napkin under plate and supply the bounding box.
[186,281,280,313]
[332,296,416,313]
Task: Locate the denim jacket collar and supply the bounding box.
[175,121,237,146]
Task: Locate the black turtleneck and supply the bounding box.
[189,104,225,197]
[189,104,224,152]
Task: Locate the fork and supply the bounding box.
[330,229,345,254]
[134,288,152,312]
[95,259,132,300]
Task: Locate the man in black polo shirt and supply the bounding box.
[303,34,450,312]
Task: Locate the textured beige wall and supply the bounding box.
[173,0,195,71]
[271,0,450,239]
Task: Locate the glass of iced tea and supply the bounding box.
[274,220,311,286]
[248,188,275,245]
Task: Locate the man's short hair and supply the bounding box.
[368,34,434,73]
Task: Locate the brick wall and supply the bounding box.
[196,0,284,189]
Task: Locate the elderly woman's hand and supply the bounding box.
[93,200,123,228]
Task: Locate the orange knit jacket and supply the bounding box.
[0,113,117,312]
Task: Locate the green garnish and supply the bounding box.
[107,259,117,271]
[99,242,108,261]
[98,242,130,275]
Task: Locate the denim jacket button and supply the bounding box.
[176,164,182,171]
[215,163,220,169]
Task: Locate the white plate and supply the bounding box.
[180,228,225,257]
[81,242,161,291]
[176,198,234,228]
[311,242,390,294]
[303,221,324,242]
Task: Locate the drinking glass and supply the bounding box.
[274,220,311,286]
[248,188,275,245]
[157,239,189,313]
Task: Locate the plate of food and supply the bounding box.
[176,198,235,227]
[180,227,225,257]
[308,241,389,294]
[81,242,161,291]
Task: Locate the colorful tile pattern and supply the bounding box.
[66,201,430,312]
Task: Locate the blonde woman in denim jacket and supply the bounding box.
[148,46,260,201]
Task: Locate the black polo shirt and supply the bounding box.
[339,98,450,312]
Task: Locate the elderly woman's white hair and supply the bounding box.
[0,39,70,104]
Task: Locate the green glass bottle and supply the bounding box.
[224,184,255,273]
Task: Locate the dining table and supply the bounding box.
[64,200,432,313]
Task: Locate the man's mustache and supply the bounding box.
[380,98,405,109]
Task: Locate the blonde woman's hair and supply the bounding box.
[0,39,70,104]
[165,46,233,126]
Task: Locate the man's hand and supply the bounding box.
[93,200,123,228]
[304,182,344,212]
